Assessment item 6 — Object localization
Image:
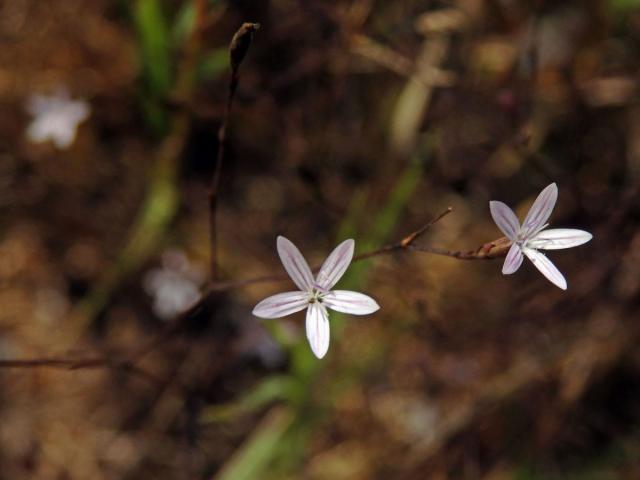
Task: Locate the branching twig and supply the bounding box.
[206,207,455,290]
[207,207,510,291]
[209,22,260,281]
[0,207,510,375]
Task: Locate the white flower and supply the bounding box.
[143,250,205,320]
[490,183,592,290]
[252,236,380,359]
[25,89,90,149]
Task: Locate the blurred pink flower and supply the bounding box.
[490,183,592,290]
[253,236,379,359]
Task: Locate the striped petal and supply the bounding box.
[252,291,309,319]
[306,302,330,359]
[523,247,567,290]
[502,243,524,274]
[522,183,558,237]
[323,290,380,315]
[527,229,593,250]
[489,201,520,241]
[277,236,314,291]
[315,239,355,290]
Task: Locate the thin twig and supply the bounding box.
[208,207,457,290]
[0,358,101,368]
[209,22,260,281]
[408,236,512,260]
[206,207,510,291]
[0,207,510,374]
[0,357,162,385]
[399,207,454,247]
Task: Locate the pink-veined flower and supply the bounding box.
[490,183,592,290]
[252,236,380,359]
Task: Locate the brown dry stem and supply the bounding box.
[209,22,260,281]
[0,207,510,375]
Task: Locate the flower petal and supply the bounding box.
[306,302,330,359]
[252,291,309,319]
[523,247,567,290]
[315,239,355,290]
[521,183,558,236]
[489,201,520,240]
[502,243,524,274]
[527,228,593,250]
[277,236,314,291]
[323,290,380,315]
[52,127,75,149]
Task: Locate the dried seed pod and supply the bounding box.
[229,22,260,72]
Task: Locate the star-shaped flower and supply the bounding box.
[252,236,380,359]
[489,183,592,290]
[25,89,90,149]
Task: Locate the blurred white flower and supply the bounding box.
[25,89,90,149]
[490,183,592,290]
[143,250,205,320]
[252,236,380,359]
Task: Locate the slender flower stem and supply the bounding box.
[408,237,512,260]
[207,207,510,292]
[399,207,454,247]
[0,356,162,384]
[209,22,260,281]
[0,207,508,372]
[207,207,455,291]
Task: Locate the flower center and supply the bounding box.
[515,230,530,248]
[308,289,326,304]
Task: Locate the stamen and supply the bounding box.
[312,282,329,294]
